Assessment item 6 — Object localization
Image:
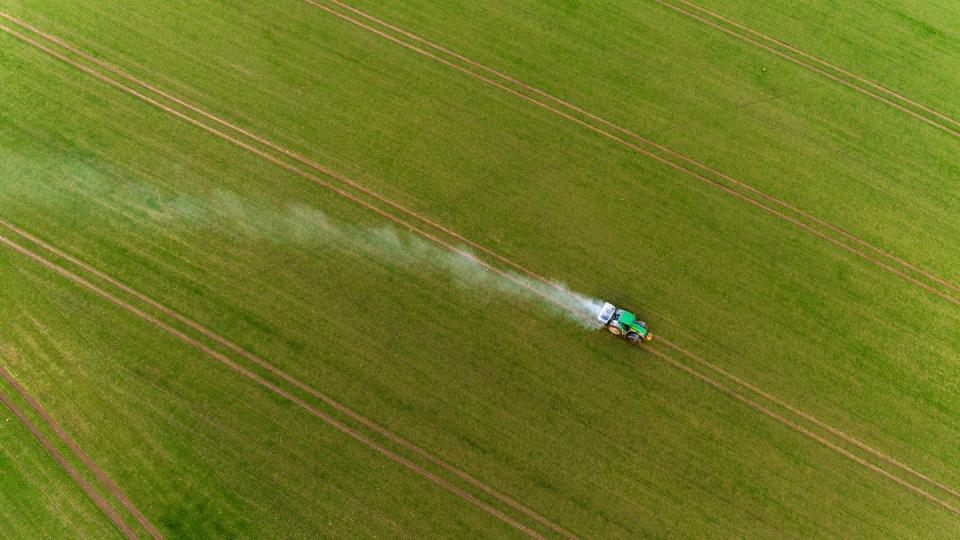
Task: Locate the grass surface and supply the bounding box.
[0,227,519,538]
[0,338,121,539]
[337,0,960,281]
[684,0,960,120]
[0,0,958,537]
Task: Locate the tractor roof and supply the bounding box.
[618,310,648,335]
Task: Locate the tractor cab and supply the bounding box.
[596,302,652,344]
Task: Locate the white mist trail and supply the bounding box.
[2,168,605,328]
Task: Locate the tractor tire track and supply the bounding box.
[656,339,960,500]
[0,22,577,537]
[0,364,164,539]
[0,231,550,540]
[0,385,136,539]
[299,0,960,298]
[666,0,960,132]
[312,0,960,308]
[5,7,956,307]
[0,218,577,540]
[648,0,960,139]
[0,22,558,309]
[0,11,543,288]
[644,347,960,518]
[4,223,960,523]
[3,9,959,519]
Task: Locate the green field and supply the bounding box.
[0,0,958,537]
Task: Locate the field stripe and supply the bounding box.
[0,0,960,304]
[648,0,960,139]
[275,3,960,500]
[0,10,545,289]
[0,22,578,536]
[298,0,960,297]
[296,1,960,302]
[5,7,956,306]
[0,231,554,540]
[0,22,562,306]
[4,224,960,525]
[0,384,136,539]
[2,13,959,513]
[644,347,960,518]
[658,0,960,133]
[0,364,164,538]
[657,339,960,501]
[0,218,578,540]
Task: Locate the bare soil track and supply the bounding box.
[4,211,960,526]
[644,347,960,518]
[0,7,958,520]
[0,382,136,538]
[0,12,535,284]
[0,229,554,539]
[300,0,960,301]
[0,19,564,309]
[0,20,575,538]
[658,340,960,501]
[657,0,960,136]
[0,363,164,538]
[3,8,958,303]
[0,218,575,540]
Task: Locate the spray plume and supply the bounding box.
[1,168,605,328]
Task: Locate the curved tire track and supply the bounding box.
[0,20,578,537]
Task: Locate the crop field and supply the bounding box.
[0,0,958,537]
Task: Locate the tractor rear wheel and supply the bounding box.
[607,325,623,336]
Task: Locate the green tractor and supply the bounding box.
[596,302,652,344]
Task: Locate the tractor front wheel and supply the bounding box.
[626,332,642,344]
